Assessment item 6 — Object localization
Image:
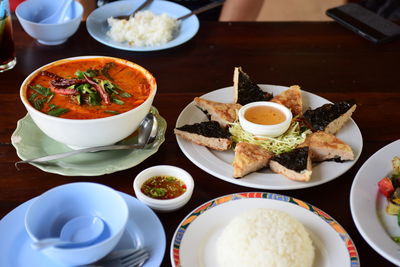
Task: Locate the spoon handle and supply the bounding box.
[57,0,73,23]
[31,238,68,250]
[132,0,153,16]
[177,0,225,20]
[15,144,143,165]
[113,0,154,23]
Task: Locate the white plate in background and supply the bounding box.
[86,0,200,51]
[350,139,400,265]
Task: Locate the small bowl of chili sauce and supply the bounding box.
[133,165,194,212]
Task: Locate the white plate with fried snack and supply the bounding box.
[175,85,363,190]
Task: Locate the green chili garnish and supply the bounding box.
[112,98,124,105]
[88,93,101,106]
[75,94,81,105]
[30,85,53,96]
[29,92,38,102]
[149,188,167,198]
[100,62,115,81]
[119,92,132,98]
[75,69,98,79]
[104,110,120,115]
[48,104,57,110]
[47,108,69,117]
[33,98,47,110]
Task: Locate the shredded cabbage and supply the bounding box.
[229,121,311,155]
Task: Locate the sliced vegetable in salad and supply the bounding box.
[229,119,311,155]
[378,156,400,243]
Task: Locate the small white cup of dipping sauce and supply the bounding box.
[133,165,194,212]
[238,101,292,137]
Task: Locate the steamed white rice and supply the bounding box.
[216,208,314,267]
[107,10,179,47]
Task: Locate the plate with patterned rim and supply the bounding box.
[175,85,363,190]
[11,107,166,176]
[171,192,359,267]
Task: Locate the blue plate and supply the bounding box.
[0,192,165,267]
[86,0,200,51]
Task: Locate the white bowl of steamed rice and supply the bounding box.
[217,208,315,267]
[19,56,156,149]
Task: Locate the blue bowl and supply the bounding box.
[15,0,83,45]
[25,182,129,266]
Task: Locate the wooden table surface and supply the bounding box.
[1,19,400,266]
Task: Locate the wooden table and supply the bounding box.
[1,18,400,266]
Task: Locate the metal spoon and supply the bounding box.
[177,0,225,21]
[15,113,158,166]
[32,215,104,250]
[114,0,153,20]
[113,0,224,21]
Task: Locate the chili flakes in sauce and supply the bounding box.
[141,176,186,200]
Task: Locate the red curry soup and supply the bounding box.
[24,58,155,119]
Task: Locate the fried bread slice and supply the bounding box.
[174,121,232,151]
[194,97,242,127]
[302,101,357,135]
[233,67,273,105]
[298,131,354,162]
[269,147,312,182]
[232,142,273,178]
[271,85,303,116]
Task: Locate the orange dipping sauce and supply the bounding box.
[244,105,286,125]
[25,58,154,119]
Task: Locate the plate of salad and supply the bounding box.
[175,85,362,190]
[350,140,400,265]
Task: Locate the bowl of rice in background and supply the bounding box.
[107,10,180,47]
[86,0,200,51]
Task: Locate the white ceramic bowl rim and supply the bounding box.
[16,0,83,26]
[239,101,292,129]
[25,182,129,251]
[134,165,194,205]
[20,55,157,123]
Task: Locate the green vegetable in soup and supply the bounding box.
[47,107,70,117]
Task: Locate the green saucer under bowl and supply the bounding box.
[11,107,167,176]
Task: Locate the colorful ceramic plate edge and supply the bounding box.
[175,85,363,190]
[350,139,400,265]
[0,191,165,267]
[171,192,360,267]
[11,106,166,176]
[86,0,200,51]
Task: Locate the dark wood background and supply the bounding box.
[1,19,400,266]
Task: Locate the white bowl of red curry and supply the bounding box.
[133,165,194,212]
[20,56,156,149]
